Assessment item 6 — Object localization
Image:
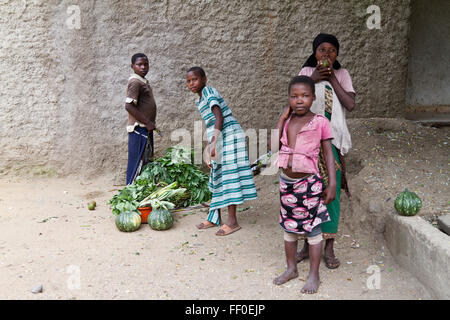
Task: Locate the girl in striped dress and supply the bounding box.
[186,67,257,236]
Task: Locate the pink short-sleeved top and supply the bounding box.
[277,114,333,174]
[299,67,355,93]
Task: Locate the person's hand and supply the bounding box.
[209,142,216,159]
[280,105,292,121]
[321,57,335,80]
[203,143,216,169]
[203,146,211,168]
[321,185,336,205]
[204,152,211,168]
[311,58,333,82]
[146,121,156,132]
[276,106,291,151]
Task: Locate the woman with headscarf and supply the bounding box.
[296,33,355,269]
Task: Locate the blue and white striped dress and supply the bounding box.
[196,86,257,225]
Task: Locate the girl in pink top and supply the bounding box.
[273,75,336,294]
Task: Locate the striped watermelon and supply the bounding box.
[115,211,142,232]
[148,208,174,231]
[394,189,422,216]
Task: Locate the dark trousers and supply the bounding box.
[126,127,154,185]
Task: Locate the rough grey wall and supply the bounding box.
[0,0,411,178]
[406,0,450,106]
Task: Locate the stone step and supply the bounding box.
[437,215,450,236]
[405,105,450,126]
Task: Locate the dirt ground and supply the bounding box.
[0,118,447,300]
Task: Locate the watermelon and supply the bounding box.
[148,208,174,231]
[115,211,141,232]
[394,189,422,216]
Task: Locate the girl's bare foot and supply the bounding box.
[273,269,298,285]
[301,273,320,294]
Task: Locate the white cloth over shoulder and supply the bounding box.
[310,81,352,155]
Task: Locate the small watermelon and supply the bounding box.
[148,208,174,231]
[394,189,422,216]
[115,211,141,232]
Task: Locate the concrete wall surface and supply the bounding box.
[0,0,411,177]
[406,0,450,107]
[385,213,450,300]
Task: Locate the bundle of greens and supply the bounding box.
[108,146,211,215]
[108,178,158,215]
[139,182,187,210]
[139,146,211,207]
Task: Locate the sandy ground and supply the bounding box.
[0,118,447,300]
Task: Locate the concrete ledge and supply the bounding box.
[385,213,450,299]
[404,105,450,126]
[437,215,450,236]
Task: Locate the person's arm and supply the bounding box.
[125,103,156,131]
[210,105,223,144]
[205,105,223,168]
[328,76,355,112]
[124,81,155,132]
[309,60,355,112]
[320,139,336,205]
[276,106,291,150]
[320,59,355,112]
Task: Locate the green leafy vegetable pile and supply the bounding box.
[108,146,211,215]
[140,146,211,206]
[139,181,187,210]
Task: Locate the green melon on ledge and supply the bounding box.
[394,188,422,216]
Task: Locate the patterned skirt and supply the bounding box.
[279,173,330,234]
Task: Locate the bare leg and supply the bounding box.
[324,238,340,269]
[273,240,299,285]
[226,205,238,228]
[215,206,241,236]
[301,241,322,294]
[296,239,309,263]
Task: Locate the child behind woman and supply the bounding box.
[274,76,336,294]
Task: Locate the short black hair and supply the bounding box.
[131,53,148,64]
[187,66,206,78]
[289,75,315,95]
